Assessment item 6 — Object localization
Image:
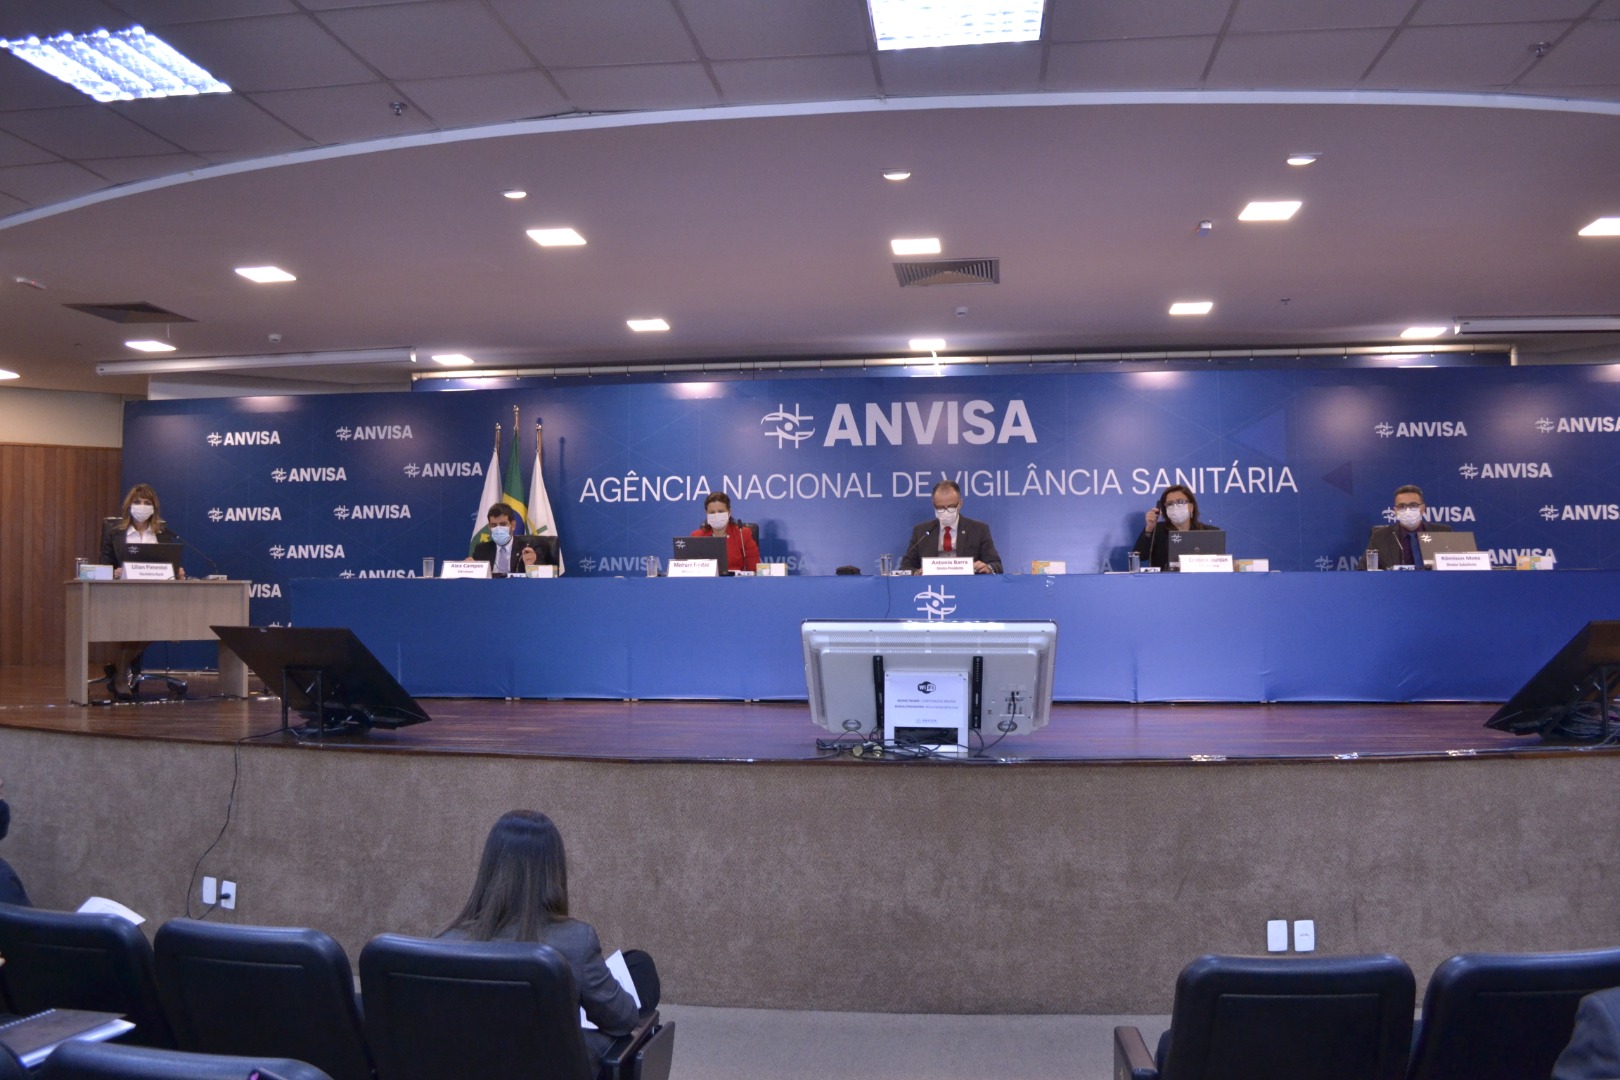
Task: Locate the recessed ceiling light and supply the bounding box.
[0,368,19,380]
[1400,326,1450,339]
[527,228,586,247]
[1238,200,1302,222]
[869,0,1045,50]
[431,353,475,367]
[909,338,947,351]
[0,26,230,102]
[1168,301,1214,316]
[1286,153,1320,167]
[1578,217,1620,237]
[882,170,912,181]
[627,318,670,333]
[502,189,527,200]
[125,339,176,352]
[234,265,296,283]
[891,237,942,256]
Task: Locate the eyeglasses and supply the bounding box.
[1394,502,1423,511]
[1164,499,1190,508]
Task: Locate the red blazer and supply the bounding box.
[690,523,759,572]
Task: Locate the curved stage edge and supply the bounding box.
[3,679,1617,1015]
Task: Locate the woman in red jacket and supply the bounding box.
[690,491,759,572]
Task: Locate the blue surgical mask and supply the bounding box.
[490,526,511,545]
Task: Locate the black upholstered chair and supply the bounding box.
[1115,953,1417,1080]
[358,934,673,1080]
[0,1045,26,1080]
[1408,946,1620,1080]
[153,919,375,1080]
[0,903,174,1048]
[36,1040,332,1080]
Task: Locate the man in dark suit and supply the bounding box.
[898,480,1002,574]
[1553,986,1620,1080]
[471,503,538,576]
[1362,484,1452,569]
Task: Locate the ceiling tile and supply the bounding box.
[0,190,26,215]
[246,84,438,145]
[1045,37,1216,90]
[1519,20,1620,85]
[111,94,312,154]
[0,159,111,204]
[1206,29,1393,88]
[394,71,571,128]
[0,106,179,158]
[712,55,878,103]
[678,0,872,60]
[490,0,697,66]
[548,63,720,112]
[1049,0,1233,42]
[1410,0,1591,24]
[0,0,130,37]
[1593,0,1620,17]
[876,42,1044,96]
[316,0,535,80]
[156,14,380,92]
[78,151,211,183]
[109,0,298,21]
[1365,23,1569,89]
[0,129,59,167]
[1228,0,1415,32]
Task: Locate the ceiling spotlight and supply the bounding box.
[1400,326,1450,339]
[12,276,45,290]
[1168,301,1214,316]
[891,237,941,256]
[1286,153,1320,166]
[431,353,475,366]
[527,228,586,247]
[502,189,527,200]
[1578,217,1620,237]
[909,338,946,351]
[0,368,19,380]
[234,265,296,283]
[882,170,912,181]
[1195,220,1213,237]
[125,339,176,352]
[627,318,670,333]
[1238,200,1302,222]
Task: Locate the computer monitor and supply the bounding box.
[1166,529,1226,569]
[1415,530,1478,569]
[801,619,1058,749]
[672,535,728,573]
[513,535,560,568]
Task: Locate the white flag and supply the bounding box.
[527,431,562,574]
[468,446,502,554]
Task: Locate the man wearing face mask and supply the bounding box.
[898,480,1003,574]
[1362,484,1451,569]
[472,503,539,576]
[0,777,30,907]
[689,492,760,573]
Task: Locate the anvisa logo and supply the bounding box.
[336,424,413,441]
[825,399,1036,447]
[269,543,346,559]
[403,461,483,478]
[1459,462,1552,479]
[1538,416,1620,433]
[913,585,956,620]
[207,430,281,447]
[1544,504,1620,521]
[248,583,282,599]
[332,504,412,520]
[208,506,282,522]
[1374,420,1467,438]
[1491,548,1556,566]
[761,404,816,448]
[271,466,348,482]
[1316,555,1361,571]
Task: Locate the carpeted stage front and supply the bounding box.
[2,666,1616,1015]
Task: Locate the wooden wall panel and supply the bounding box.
[0,444,122,666]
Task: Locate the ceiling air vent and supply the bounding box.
[65,301,195,323]
[893,258,999,287]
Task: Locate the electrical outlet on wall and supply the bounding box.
[1293,919,1316,952]
[1266,919,1288,952]
[220,880,237,911]
[202,876,217,905]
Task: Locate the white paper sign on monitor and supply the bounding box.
[668,558,720,577]
[922,556,974,575]
[1177,553,1234,573]
[122,561,175,581]
[1434,551,1492,571]
[439,559,491,579]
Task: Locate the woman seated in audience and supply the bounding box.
[440,810,658,1066]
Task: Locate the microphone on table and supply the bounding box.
[172,533,225,578]
[899,524,936,574]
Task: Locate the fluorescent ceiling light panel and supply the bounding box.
[1578,217,1620,237]
[1400,326,1450,339]
[627,318,670,332]
[1238,200,1302,222]
[1168,301,1214,316]
[891,237,942,255]
[869,0,1046,50]
[1286,153,1320,166]
[0,26,230,102]
[431,353,475,366]
[527,228,586,247]
[909,338,947,351]
[234,265,296,283]
[882,170,912,181]
[124,339,176,352]
[502,189,527,200]
[0,369,19,380]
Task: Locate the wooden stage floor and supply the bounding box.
[0,665,1579,764]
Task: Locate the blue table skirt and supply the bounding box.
[289,571,1620,703]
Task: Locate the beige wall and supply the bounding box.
[0,387,124,448]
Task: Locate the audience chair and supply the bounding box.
[1114,953,1416,1080]
[0,904,174,1048]
[358,934,673,1080]
[1408,946,1620,1080]
[0,1046,25,1080]
[153,919,376,1080]
[36,1040,332,1080]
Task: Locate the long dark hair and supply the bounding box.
[443,810,569,941]
[116,483,163,533]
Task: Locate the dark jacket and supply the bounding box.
[1362,521,1453,569]
[472,538,539,574]
[1553,986,1620,1080]
[1131,520,1220,571]
[100,521,179,567]
[689,524,759,573]
[899,515,1002,573]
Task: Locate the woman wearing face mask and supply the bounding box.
[99,483,184,697]
[1131,484,1219,571]
[689,491,759,573]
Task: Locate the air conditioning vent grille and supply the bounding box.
[893,259,999,287]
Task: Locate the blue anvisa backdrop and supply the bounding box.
[119,364,1620,630]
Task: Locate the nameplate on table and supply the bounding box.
[1177,553,1234,573]
[1433,551,1492,571]
[668,558,720,578]
[439,559,491,579]
[922,556,974,575]
[122,561,175,581]
[523,565,558,578]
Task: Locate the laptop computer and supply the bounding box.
[119,540,184,570]
[672,535,728,574]
[1415,530,1478,569]
[1165,529,1226,569]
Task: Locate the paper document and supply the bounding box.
[77,896,145,925]
[580,948,641,1029]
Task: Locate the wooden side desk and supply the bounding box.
[64,580,251,703]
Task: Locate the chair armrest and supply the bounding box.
[1113,1026,1158,1080]
[599,1010,673,1080]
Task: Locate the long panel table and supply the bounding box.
[291,571,1620,703]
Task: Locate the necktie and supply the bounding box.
[943,526,953,553]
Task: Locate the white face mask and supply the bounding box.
[1165,502,1191,527]
[935,507,960,529]
[707,511,730,531]
[1395,507,1424,529]
[130,503,155,523]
